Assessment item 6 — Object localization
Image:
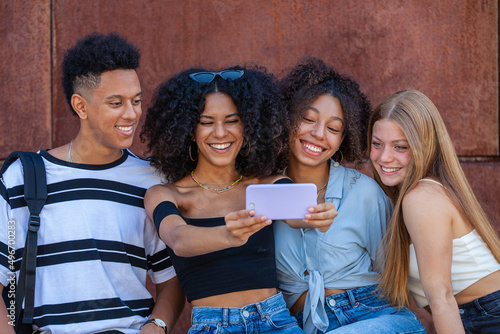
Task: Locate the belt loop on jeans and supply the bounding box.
[474,298,482,312]
[222,307,229,326]
[255,302,266,321]
[346,289,357,308]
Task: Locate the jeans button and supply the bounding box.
[242,310,250,318]
[328,299,336,307]
[459,309,465,314]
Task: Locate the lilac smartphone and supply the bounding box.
[245,183,317,220]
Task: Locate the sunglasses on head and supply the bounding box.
[189,70,244,83]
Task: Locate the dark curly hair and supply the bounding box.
[62,32,141,115]
[141,66,288,182]
[280,57,372,164]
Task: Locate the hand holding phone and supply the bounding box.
[224,209,273,246]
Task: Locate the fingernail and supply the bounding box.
[305,214,311,219]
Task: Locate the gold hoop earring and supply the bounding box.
[189,144,198,161]
[333,150,343,167]
[240,141,251,157]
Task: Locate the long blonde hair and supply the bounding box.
[367,89,500,307]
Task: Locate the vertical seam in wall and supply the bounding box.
[50,0,54,148]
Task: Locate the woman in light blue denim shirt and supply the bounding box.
[274,58,425,334]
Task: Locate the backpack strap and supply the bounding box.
[1,151,47,329]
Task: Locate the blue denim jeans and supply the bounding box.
[459,289,500,333]
[295,285,425,334]
[188,292,305,333]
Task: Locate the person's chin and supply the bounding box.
[120,139,134,150]
[296,152,329,166]
[381,175,402,187]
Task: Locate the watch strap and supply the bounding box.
[143,318,167,333]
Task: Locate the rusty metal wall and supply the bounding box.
[2,0,498,219]
[45,0,499,155]
[1,1,52,155]
[2,0,498,153]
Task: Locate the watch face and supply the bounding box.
[154,318,166,327]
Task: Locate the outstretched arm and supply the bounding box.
[145,185,272,257]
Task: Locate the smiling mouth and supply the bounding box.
[210,143,231,150]
[380,166,402,173]
[115,125,134,132]
[302,141,324,153]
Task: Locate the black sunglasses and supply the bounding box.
[189,70,244,83]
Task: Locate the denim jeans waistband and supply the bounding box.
[324,284,380,308]
[191,292,286,325]
[458,288,500,316]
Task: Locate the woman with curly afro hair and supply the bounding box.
[273,58,425,334]
[141,65,336,333]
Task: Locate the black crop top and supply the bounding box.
[152,178,292,302]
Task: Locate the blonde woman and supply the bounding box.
[368,89,500,333]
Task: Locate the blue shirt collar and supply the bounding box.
[325,159,345,201]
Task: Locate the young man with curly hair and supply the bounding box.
[0,32,184,334]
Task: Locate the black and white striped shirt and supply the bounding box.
[0,150,175,333]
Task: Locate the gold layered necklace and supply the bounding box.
[316,181,328,198]
[190,170,243,194]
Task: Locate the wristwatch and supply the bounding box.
[143,318,167,333]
